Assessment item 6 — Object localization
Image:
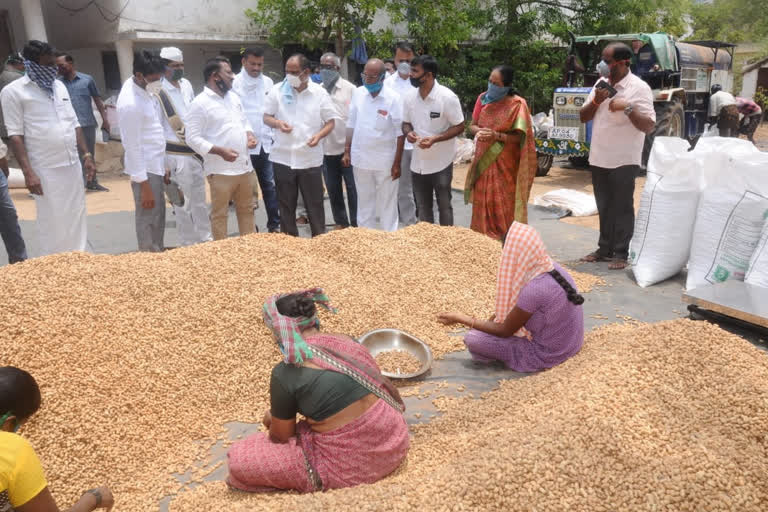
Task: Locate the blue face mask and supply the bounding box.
[482,81,510,105]
[363,74,385,95]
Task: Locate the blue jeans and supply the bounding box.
[323,154,357,227]
[0,172,27,263]
[250,149,280,232]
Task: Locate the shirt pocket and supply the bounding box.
[54,96,78,126]
[374,110,390,133]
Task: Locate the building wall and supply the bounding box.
[741,68,758,98]
[117,0,260,37]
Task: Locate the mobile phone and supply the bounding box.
[595,80,617,98]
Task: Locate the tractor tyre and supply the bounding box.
[642,101,685,168]
[536,152,554,176]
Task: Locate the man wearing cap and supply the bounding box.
[157,46,212,245]
[1,40,95,256]
[0,54,24,142]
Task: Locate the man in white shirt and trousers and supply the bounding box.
[157,46,212,246]
[232,47,280,233]
[1,40,95,256]
[402,55,465,226]
[384,41,418,226]
[186,57,258,241]
[117,50,168,252]
[264,53,339,238]
[319,52,358,228]
[344,58,404,231]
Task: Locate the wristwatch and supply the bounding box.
[624,104,634,116]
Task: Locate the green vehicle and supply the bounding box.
[535,33,735,175]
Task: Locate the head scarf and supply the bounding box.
[263,288,336,364]
[24,59,57,95]
[494,222,555,337]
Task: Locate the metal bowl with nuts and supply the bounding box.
[359,328,433,379]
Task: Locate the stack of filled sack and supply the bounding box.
[629,137,768,290]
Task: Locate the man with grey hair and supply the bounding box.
[344,58,404,231]
[320,51,357,228]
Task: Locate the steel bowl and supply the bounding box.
[358,328,433,379]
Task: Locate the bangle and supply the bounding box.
[84,488,102,507]
[83,152,93,160]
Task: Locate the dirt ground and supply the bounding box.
[9,123,768,225]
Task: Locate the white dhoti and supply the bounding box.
[34,162,87,256]
[353,167,399,232]
[168,154,212,246]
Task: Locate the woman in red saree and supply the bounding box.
[465,65,537,241]
[227,288,409,493]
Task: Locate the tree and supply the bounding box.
[690,0,768,43]
[246,0,380,58]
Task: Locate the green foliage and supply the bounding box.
[755,87,768,112]
[691,0,768,43]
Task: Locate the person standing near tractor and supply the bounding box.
[578,42,655,270]
[708,84,738,137]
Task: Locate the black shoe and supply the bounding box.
[87,182,109,192]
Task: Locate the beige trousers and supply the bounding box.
[208,172,255,240]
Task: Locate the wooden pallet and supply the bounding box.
[683,281,768,329]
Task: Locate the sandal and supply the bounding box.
[608,258,629,270]
[580,251,609,263]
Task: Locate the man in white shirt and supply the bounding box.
[1,40,95,256]
[319,52,357,228]
[344,58,404,231]
[402,55,465,226]
[263,53,339,237]
[384,42,418,226]
[708,84,738,137]
[579,42,655,269]
[116,50,168,252]
[157,46,212,246]
[232,47,279,233]
[186,57,258,241]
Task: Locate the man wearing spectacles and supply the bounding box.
[319,52,357,229]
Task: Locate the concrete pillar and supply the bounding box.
[116,39,134,83]
[20,0,47,42]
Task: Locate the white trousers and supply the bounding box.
[353,167,399,232]
[34,162,87,256]
[168,155,212,246]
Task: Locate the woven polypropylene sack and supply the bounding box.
[686,147,768,291]
[745,220,768,288]
[629,137,697,287]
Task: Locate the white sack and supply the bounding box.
[453,137,475,165]
[533,189,597,217]
[629,137,698,287]
[686,149,768,291]
[7,168,25,188]
[745,220,768,289]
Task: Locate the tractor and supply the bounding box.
[535,33,736,176]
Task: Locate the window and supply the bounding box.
[102,51,121,92]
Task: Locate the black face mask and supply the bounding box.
[410,73,425,88]
[215,76,231,93]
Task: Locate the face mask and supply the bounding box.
[397,61,411,75]
[215,77,231,93]
[146,79,163,95]
[596,60,610,78]
[483,82,510,104]
[171,68,184,82]
[410,73,425,88]
[286,73,302,88]
[364,75,385,95]
[320,69,339,88]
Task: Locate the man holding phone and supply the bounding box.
[579,42,655,270]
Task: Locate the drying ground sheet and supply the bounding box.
[173,319,768,511]
[0,224,600,509]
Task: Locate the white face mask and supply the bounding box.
[146,79,163,95]
[397,61,411,75]
[286,73,302,88]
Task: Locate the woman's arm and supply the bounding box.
[17,486,114,512]
[269,416,296,443]
[438,306,532,339]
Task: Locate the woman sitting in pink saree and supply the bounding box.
[227,288,409,493]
